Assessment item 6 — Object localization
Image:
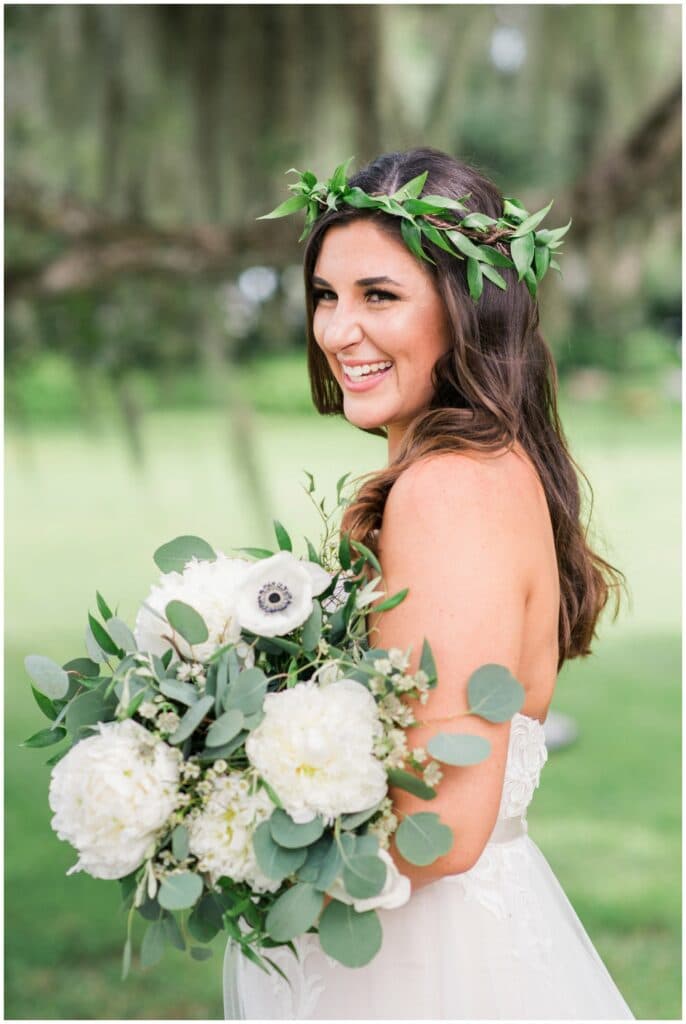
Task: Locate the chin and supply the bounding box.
[342,400,390,433]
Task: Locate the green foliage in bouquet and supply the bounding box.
[23,474,524,979]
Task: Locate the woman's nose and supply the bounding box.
[321,307,364,351]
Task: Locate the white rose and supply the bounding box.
[327,849,411,912]
[49,719,180,880]
[236,551,331,638]
[134,553,251,661]
[187,773,279,893]
[245,679,387,824]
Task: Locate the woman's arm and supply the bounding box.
[368,449,535,891]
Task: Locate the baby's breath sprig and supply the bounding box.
[259,156,571,301]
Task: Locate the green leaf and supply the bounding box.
[63,658,100,678]
[253,820,308,881]
[233,546,275,559]
[22,725,67,748]
[373,588,409,613]
[467,257,484,300]
[157,871,203,911]
[338,533,351,571]
[396,812,453,866]
[269,809,325,849]
[198,731,247,761]
[421,194,469,211]
[265,883,324,942]
[45,746,70,767]
[523,267,538,298]
[190,946,213,961]
[510,199,554,238]
[446,230,484,261]
[162,911,186,951]
[24,655,70,700]
[313,833,350,891]
[459,212,497,231]
[158,678,199,706]
[257,194,310,220]
[534,244,551,281]
[84,624,106,663]
[467,664,525,722]
[188,893,224,943]
[510,233,535,281]
[66,685,115,736]
[273,520,293,552]
[342,854,387,899]
[387,768,436,800]
[418,222,462,257]
[329,156,355,193]
[31,686,58,721]
[165,601,209,646]
[391,171,429,202]
[427,732,491,766]
[96,591,114,621]
[481,263,508,291]
[344,187,381,210]
[87,613,122,657]
[502,197,528,222]
[301,602,322,653]
[171,824,190,861]
[339,801,384,831]
[400,219,430,263]
[121,936,132,981]
[107,617,137,653]
[169,695,214,745]
[295,833,334,884]
[304,537,321,565]
[205,708,245,747]
[224,667,267,716]
[318,902,382,967]
[477,244,515,268]
[419,637,437,684]
[140,919,166,968]
[350,539,381,575]
[153,536,216,574]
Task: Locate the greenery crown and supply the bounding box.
[260,156,571,301]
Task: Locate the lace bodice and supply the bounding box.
[496,712,548,821]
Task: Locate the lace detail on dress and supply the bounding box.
[447,713,552,969]
[497,712,548,819]
[259,934,338,1019]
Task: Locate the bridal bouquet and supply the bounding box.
[23,475,524,977]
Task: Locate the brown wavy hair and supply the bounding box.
[302,147,626,671]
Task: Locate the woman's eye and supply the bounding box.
[312,288,335,304]
[366,289,396,303]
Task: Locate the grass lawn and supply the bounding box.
[5,396,680,1019]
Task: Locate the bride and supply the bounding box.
[225,147,634,1019]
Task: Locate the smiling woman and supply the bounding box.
[311,220,452,460]
[228,147,634,1020]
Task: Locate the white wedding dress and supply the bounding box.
[223,713,634,1019]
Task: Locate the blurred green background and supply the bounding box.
[5,4,681,1020]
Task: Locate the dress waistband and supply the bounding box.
[487,816,528,844]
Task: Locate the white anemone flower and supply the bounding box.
[236,551,331,638]
[134,553,251,661]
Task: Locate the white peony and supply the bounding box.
[187,773,279,892]
[327,849,411,912]
[49,719,181,880]
[134,553,251,661]
[236,551,331,638]
[245,679,388,824]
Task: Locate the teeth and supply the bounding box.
[343,360,393,379]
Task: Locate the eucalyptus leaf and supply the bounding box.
[318,902,382,967]
[84,623,106,663]
[162,911,186,951]
[253,821,308,881]
[169,695,214,745]
[296,833,334,884]
[314,832,352,891]
[157,871,203,911]
[224,667,267,715]
[107,617,137,653]
[31,686,58,721]
[419,637,438,684]
[467,664,524,722]
[171,824,190,861]
[66,685,116,736]
[301,601,322,652]
[140,919,166,968]
[387,768,436,800]
[63,657,100,678]
[22,725,67,748]
[339,801,384,831]
[165,601,209,646]
[427,732,491,766]
[395,812,453,866]
[154,535,216,573]
[342,854,387,899]
[190,946,213,961]
[159,678,199,706]
[205,708,245,747]
[233,546,275,559]
[24,654,70,700]
[265,883,323,942]
[88,613,122,657]
[188,893,224,943]
[269,809,325,849]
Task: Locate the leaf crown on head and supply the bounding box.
[259,156,571,301]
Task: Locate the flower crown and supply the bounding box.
[259,156,570,301]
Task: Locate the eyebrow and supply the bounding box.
[312,274,403,288]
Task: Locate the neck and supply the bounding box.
[386,421,409,465]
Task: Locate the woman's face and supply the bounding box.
[311,219,452,450]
